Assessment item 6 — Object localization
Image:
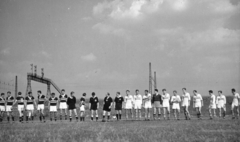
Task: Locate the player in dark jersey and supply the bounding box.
[79,93,86,121]
[25,92,36,122]
[114,92,124,121]
[59,89,68,120]
[37,90,46,122]
[102,93,113,122]
[6,91,15,122]
[49,93,58,121]
[0,93,5,122]
[67,91,78,122]
[14,92,25,122]
[89,92,99,121]
[152,89,162,120]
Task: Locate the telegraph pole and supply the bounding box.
[149,62,152,95]
[15,76,17,98]
[154,71,157,90]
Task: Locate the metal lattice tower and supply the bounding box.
[26,65,62,97]
[26,75,32,96]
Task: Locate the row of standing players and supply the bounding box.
[0,88,239,123]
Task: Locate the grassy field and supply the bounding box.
[0,96,240,142]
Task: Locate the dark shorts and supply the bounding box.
[103,105,111,112]
[91,104,98,111]
[115,103,122,110]
[68,105,76,110]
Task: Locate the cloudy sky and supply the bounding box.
[0,0,239,98]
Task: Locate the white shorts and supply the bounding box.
[134,103,142,109]
[49,106,57,112]
[59,102,67,109]
[18,105,25,111]
[37,104,45,110]
[6,105,12,112]
[27,104,34,111]
[217,103,225,109]
[172,103,180,110]
[194,102,202,108]
[144,103,152,109]
[232,103,239,110]
[182,102,189,107]
[0,106,5,111]
[162,102,170,108]
[125,103,133,109]
[209,104,216,109]
[80,105,85,111]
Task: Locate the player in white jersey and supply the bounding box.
[193,90,203,119]
[171,90,181,120]
[181,88,191,120]
[134,90,142,120]
[216,91,226,118]
[124,90,134,120]
[208,90,216,119]
[143,90,151,121]
[162,89,170,120]
[231,88,240,119]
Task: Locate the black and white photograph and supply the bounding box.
[0,0,240,141]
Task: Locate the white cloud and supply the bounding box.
[81,53,97,62]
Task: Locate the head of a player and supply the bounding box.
[154,89,158,94]
[92,92,96,97]
[106,92,110,97]
[7,91,11,97]
[18,92,22,96]
[135,89,139,95]
[126,90,130,95]
[61,89,65,95]
[1,93,4,97]
[193,90,197,95]
[28,91,32,97]
[70,91,74,97]
[182,88,187,93]
[116,92,120,97]
[218,90,222,96]
[231,88,236,94]
[173,90,177,96]
[145,90,148,95]
[162,89,167,94]
[37,90,41,95]
[209,90,213,95]
[51,92,55,97]
[82,93,86,97]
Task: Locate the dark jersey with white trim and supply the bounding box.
[26,96,35,105]
[89,96,99,105]
[17,96,25,105]
[0,97,5,106]
[114,96,124,104]
[6,96,14,105]
[59,94,68,102]
[104,96,113,107]
[49,97,58,106]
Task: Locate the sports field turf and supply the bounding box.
[0,96,240,142]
